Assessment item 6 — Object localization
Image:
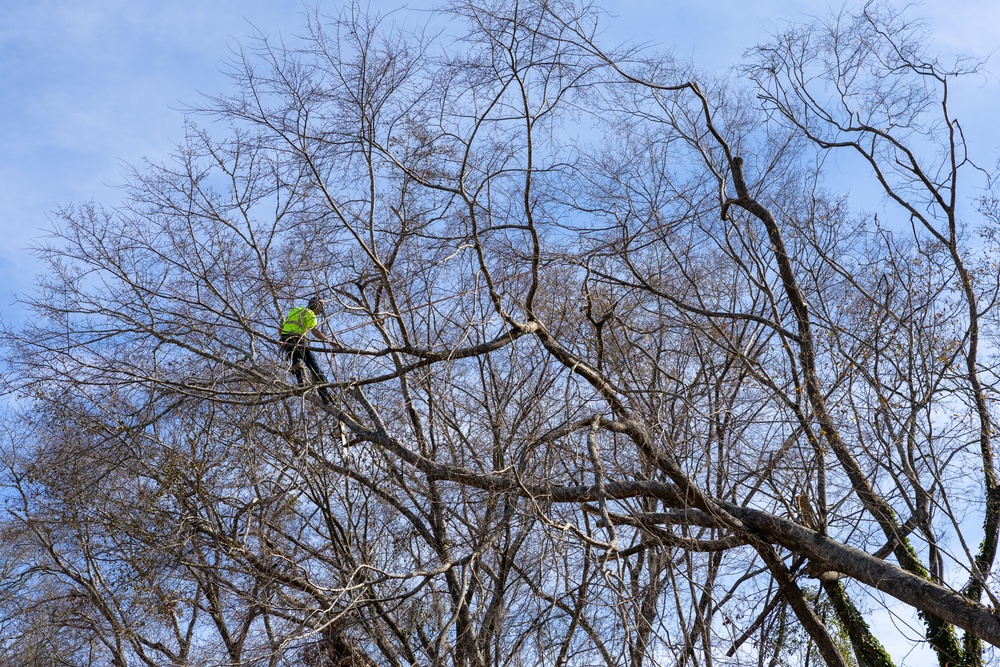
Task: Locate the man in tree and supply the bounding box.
[279,296,334,405]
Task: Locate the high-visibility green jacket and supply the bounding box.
[281,307,318,336]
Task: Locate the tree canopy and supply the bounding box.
[3,1,1000,665]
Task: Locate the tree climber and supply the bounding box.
[279,296,334,405]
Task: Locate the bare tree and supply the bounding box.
[2,1,999,666]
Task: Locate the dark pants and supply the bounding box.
[280,334,332,404]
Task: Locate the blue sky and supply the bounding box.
[0,1,317,318]
[2,0,998,321]
[0,2,998,660]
